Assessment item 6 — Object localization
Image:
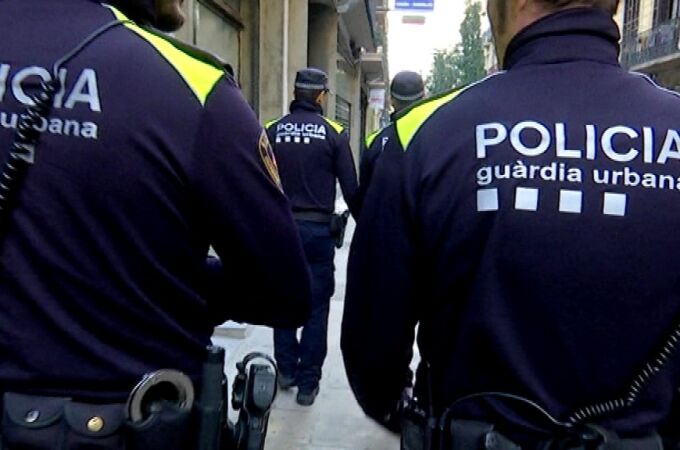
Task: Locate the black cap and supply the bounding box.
[295,68,329,91]
[391,71,425,102]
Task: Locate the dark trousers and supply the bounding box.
[274,220,335,391]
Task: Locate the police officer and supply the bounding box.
[267,68,359,406]
[342,0,680,447]
[0,0,310,448]
[356,71,425,210]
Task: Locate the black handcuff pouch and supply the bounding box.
[126,401,192,450]
[1,392,192,450]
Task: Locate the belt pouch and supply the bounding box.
[449,420,495,450]
[2,392,126,450]
[63,400,126,449]
[2,392,67,450]
[400,400,431,450]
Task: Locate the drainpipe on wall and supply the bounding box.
[192,1,200,45]
[282,0,290,115]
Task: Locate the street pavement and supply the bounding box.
[212,218,400,450]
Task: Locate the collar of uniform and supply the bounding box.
[290,99,323,115]
[100,0,156,27]
[391,105,410,122]
[503,8,620,71]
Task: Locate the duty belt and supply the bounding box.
[442,421,663,450]
[402,418,664,450]
[293,211,332,223]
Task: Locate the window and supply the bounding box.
[335,96,352,139]
[655,0,676,24]
[624,0,641,42]
[195,1,241,76]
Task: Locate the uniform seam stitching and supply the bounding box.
[189,91,215,195]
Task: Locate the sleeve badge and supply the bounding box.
[259,130,283,190]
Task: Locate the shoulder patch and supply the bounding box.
[105,5,223,106]
[365,128,384,148]
[258,130,282,190]
[322,117,345,134]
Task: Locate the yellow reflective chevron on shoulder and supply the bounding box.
[396,86,468,151]
[365,128,383,148]
[105,5,223,106]
[322,117,345,134]
[265,118,280,130]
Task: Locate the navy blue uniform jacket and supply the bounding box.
[0,0,310,400]
[266,100,359,217]
[343,9,680,441]
[356,122,398,212]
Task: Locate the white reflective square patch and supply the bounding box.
[603,192,627,216]
[477,189,499,212]
[515,187,539,211]
[559,190,582,214]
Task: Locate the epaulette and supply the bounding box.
[322,117,345,134]
[365,127,385,148]
[105,4,225,106]
[395,84,470,151]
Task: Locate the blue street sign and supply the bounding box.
[395,0,434,11]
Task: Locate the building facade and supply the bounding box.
[482,26,498,75]
[481,6,623,76]
[361,0,389,131]
[172,0,385,157]
[620,0,680,89]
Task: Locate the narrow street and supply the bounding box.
[212,218,400,450]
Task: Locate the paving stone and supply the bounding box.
[211,214,398,449]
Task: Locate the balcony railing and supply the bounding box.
[621,19,680,69]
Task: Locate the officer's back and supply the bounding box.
[0,0,310,402]
[356,70,425,211]
[266,68,357,406]
[343,0,680,445]
[267,69,358,218]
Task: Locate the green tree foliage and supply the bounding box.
[425,48,460,96]
[456,0,485,85]
[426,0,486,95]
